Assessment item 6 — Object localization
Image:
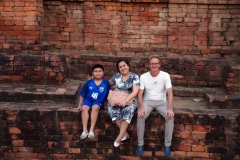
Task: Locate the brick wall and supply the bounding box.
[68,55,225,87]
[0,108,240,159]
[0,0,43,44]
[0,54,67,84]
[0,0,240,89]
[0,54,228,87]
[0,0,240,58]
[221,61,240,93]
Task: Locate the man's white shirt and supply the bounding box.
[140,71,172,102]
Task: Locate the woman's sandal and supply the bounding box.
[80,132,88,139]
[114,141,120,147]
[121,133,129,141]
[88,131,94,139]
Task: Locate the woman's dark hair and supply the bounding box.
[92,64,104,72]
[116,59,130,71]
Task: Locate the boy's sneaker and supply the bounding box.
[164,146,172,157]
[135,145,144,156]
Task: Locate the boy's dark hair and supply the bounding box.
[92,64,104,72]
[116,59,130,71]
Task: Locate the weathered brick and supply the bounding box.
[187,151,209,158]
[68,148,81,154]
[12,140,24,147]
[15,152,38,158]
[192,145,205,152]
[8,127,21,134]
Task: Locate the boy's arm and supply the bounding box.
[76,80,90,110]
[77,96,84,110]
[79,80,90,98]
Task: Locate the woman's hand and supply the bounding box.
[116,100,127,107]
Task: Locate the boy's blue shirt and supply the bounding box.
[79,78,110,103]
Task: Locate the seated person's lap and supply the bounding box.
[82,99,103,109]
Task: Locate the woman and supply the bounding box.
[108,59,140,147]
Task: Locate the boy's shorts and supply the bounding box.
[82,99,104,109]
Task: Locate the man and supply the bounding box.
[135,55,174,157]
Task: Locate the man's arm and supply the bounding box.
[166,87,173,110]
[137,89,146,118]
[137,89,144,109]
[166,87,174,119]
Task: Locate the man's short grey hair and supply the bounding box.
[149,55,160,62]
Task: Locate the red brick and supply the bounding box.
[140,12,159,17]
[62,135,73,141]
[68,148,80,154]
[227,73,237,78]
[174,124,184,131]
[23,26,38,31]
[3,43,10,49]
[59,122,72,129]
[14,21,25,25]
[226,78,238,84]
[26,31,38,35]
[38,153,48,158]
[193,125,211,132]
[25,2,37,7]
[187,152,209,158]
[1,11,14,16]
[48,141,59,148]
[210,153,221,159]
[209,71,220,77]
[23,7,37,11]
[15,2,25,6]
[50,154,72,159]
[174,151,187,157]
[15,152,38,158]
[14,11,26,16]
[12,140,24,147]
[192,145,205,152]
[177,132,193,139]
[176,144,192,151]
[6,115,17,121]
[194,132,206,139]
[9,127,21,134]
[4,152,15,157]
[3,7,13,11]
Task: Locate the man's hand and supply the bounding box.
[166,109,174,119]
[138,108,146,118]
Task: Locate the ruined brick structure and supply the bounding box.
[0,0,239,90]
[0,0,240,159]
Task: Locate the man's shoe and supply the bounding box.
[135,145,144,156]
[164,146,172,157]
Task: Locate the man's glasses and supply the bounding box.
[149,63,159,66]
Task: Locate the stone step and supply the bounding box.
[173,86,224,97]
[205,93,240,109]
[0,96,208,110]
[0,83,81,104]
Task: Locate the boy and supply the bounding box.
[77,64,110,139]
